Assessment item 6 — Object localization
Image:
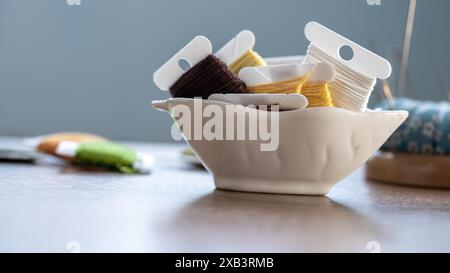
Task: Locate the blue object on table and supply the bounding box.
[378,98,450,155]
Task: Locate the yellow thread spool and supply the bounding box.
[248,76,309,94]
[229,49,267,75]
[249,76,333,108]
[301,82,334,107]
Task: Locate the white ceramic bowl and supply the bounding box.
[153,98,408,195]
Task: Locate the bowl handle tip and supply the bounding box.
[151,100,170,112]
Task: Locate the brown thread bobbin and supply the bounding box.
[169,55,248,99]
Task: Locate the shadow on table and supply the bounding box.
[159,189,385,252]
[53,165,155,175]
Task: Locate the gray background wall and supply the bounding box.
[1,0,449,142]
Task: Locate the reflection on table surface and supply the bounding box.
[0,137,449,252]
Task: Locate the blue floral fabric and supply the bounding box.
[377,98,450,155]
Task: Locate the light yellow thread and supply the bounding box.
[228,49,267,75]
[249,75,333,107]
[301,82,334,107]
[248,76,309,95]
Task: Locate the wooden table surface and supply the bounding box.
[0,137,449,253]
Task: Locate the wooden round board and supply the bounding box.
[366,152,450,189]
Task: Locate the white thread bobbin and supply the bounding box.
[304,22,392,112]
[216,30,256,65]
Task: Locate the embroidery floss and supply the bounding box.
[304,44,376,111]
[56,140,154,174]
[31,132,106,159]
[248,75,333,107]
[216,30,267,76]
[76,141,140,173]
[248,76,310,94]
[228,49,266,75]
[303,22,392,112]
[169,55,248,99]
[240,62,335,108]
[301,81,333,107]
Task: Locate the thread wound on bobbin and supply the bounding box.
[170,55,248,99]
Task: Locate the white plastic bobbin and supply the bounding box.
[216,30,256,66]
[55,140,80,157]
[153,36,213,91]
[304,21,391,80]
[309,63,336,83]
[208,93,309,111]
[238,63,335,87]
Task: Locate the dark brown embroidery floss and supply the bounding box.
[169,55,248,99]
